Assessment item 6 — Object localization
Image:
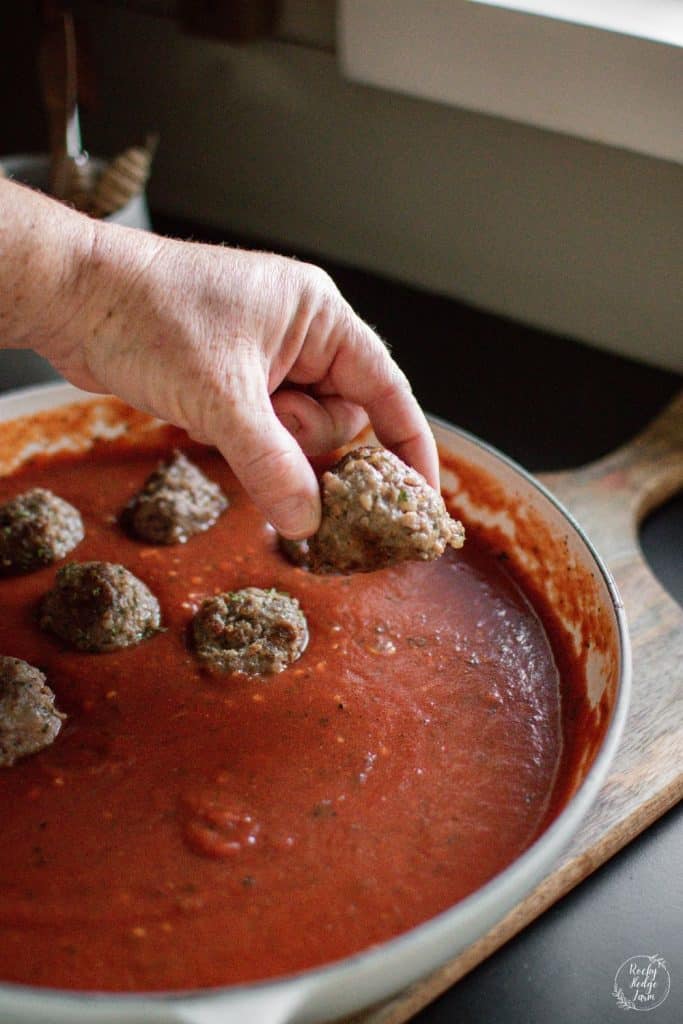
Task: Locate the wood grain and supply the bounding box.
[346,392,683,1024]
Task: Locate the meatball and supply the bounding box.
[0,488,84,574]
[192,587,308,675]
[277,535,310,567]
[0,656,64,767]
[122,450,228,545]
[307,446,465,573]
[40,561,161,652]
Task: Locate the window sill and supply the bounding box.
[338,0,683,164]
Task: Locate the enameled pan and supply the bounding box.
[0,382,631,1024]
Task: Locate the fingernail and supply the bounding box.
[270,495,319,538]
[279,413,301,437]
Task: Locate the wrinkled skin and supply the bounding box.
[1,176,439,540]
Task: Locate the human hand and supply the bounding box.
[0,181,438,538]
[44,221,439,538]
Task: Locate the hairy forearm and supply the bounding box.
[0,176,439,534]
[0,178,166,385]
[0,177,102,351]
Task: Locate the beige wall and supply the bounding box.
[78,7,682,372]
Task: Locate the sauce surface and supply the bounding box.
[1,438,566,991]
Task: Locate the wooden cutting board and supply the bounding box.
[347,392,683,1024]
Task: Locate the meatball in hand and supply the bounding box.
[301,446,464,574]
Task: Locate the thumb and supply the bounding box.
[213,376,321,539]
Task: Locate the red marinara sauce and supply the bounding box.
[1,435,568,991]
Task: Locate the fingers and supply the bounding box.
[211,376,321,539]
[367,377,440,490]
[326,311,440,489]
[272,389,369,456]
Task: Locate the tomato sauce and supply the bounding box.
[0,434,569,992]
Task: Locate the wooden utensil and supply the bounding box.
[90,134,158,218]
[37,11,91,206]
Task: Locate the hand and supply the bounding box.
[0,181,439,538]
[48,226,439,537]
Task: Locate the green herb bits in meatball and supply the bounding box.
[0,488,84,574]
[40,561,161,653]
[0,656,65,766]
[307,446,465,574]
[122,450,228,545]
[192,587,308,676]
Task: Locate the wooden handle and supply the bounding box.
[347,392,683,1024]
[539,390,683,569]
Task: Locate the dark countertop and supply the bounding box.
[1,217,680,1023]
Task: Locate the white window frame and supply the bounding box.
[338,0,683,164]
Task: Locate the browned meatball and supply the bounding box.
[306,446,465,573]
[0,488,83,574]
[121,450,228,545]
[277,535,310,567]
[192,587,308,675]
[0,656,65,767]
[40,562,161,653]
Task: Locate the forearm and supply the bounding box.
[0,177,165,386]
[0,178,100,351]
[0,177,439,533]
